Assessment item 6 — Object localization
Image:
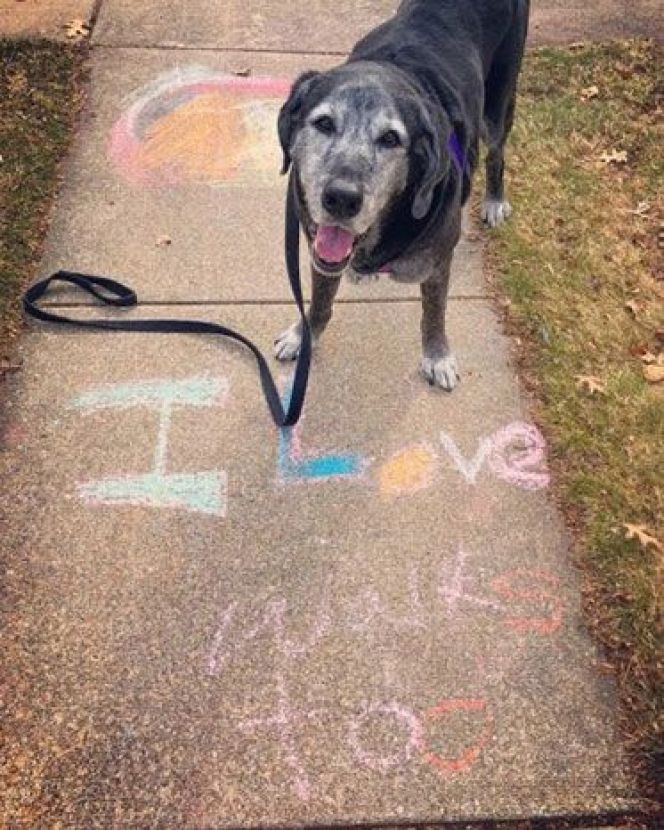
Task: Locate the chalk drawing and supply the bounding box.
[439,547,508,617]
[207,552,564,672]
[378,444,438,497]
[277,382,369,484]
[491,569,563,634]
[349,701,424,773]
[488,422,550,490]
[438,421,549,490]
[349,564,426,634]
[109,68,291,188]
[422,699,494,776]
[237,669,325,802]
[438,433,493,485]
[205,548,564,799]
[69,377,229,515]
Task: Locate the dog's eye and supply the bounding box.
[377,130,402,149]
[312,115,335,135]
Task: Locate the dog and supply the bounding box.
[274,0,529,390]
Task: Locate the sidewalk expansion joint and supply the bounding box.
[93,43,349,58]
[40,295,489,309]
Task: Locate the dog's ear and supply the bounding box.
[411,101,449,220]
[278,71,320,175]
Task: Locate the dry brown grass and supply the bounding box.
[487,40,663,804]
[0,39,83,371]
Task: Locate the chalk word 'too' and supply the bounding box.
[69,377,229,515]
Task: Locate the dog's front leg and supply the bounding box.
[274,267,341,361]
[419,258,460,390]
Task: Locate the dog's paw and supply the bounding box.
[274,324,303,361]
[482,198,512,228]
[346,267,380,286]
[421,354,460,391]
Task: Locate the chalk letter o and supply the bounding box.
[348,702,424,774]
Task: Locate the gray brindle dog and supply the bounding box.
[275,0,529,390]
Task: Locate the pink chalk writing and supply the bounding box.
[488,422,550,490]
[348,701,424,773]
[349,564,426,634]
[207,602,238,676]
[439,547,507,617]
[238,669,324,801]
[205,548,565,800]
[439,421,549,490]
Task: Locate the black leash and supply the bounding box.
[23,175,311,428]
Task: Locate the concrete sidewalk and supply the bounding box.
[1,2,646,827]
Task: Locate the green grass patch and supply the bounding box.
[0,39,82,363]
[488,40,663,795]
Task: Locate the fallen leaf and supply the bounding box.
[599,149,628,165]
[643,364,664,383]
[580,84,599,101]
[155,235,172,247]
[63,19,90,40]
[623,524,663,554]
[627,201,651,216]
[575,374,606,394]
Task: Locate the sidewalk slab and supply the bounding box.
[92,0,394,51]
[92,0,661,50]
[2,301,635,827]
[0,0,94,39]
[39,48,485,304]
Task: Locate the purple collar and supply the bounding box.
[448,131,466,172]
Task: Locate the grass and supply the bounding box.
[486,40,663,802]
[0,39,83,368]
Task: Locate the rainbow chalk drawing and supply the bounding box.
[69,377,229,515]
[109,68,291,188]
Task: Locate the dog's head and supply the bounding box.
[278,62,456,275]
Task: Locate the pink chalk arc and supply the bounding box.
[109,70,292,187]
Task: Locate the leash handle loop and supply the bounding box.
[23,175,309,428]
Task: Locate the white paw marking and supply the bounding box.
[274,324,303,361]
[421,354,460,391]
[346,267,381,286]
[482,199,512,228]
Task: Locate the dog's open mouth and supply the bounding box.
[312,225,356,273]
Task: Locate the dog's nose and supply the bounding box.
[322,181,363,220]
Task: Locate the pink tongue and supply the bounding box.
[314,225,355,264]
